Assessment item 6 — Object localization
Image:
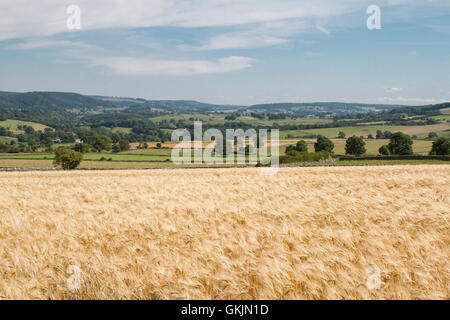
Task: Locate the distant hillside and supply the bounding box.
[0,91,118,111]
[0,91,447,130]
[243,102,405,116]
[0,91,242,126]
[0,91,241,113]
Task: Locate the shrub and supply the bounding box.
[53,148,82,170]
[285,140,308,153]
[345,136,366,156]
[379,145,390,155]
[280,151,331,164]
[429,137,450,155]
[295,140,308,152]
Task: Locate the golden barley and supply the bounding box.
[0,165,448,299]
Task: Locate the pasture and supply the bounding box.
[0,119,49,133]
[280,124,450,139]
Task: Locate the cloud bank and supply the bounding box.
[89,56,254,76]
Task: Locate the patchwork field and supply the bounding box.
[0,166,448,300]
[280,123,450,139]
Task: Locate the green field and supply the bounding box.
[111,127,133,134]
[0,119,50,133]
[147,113,332,127]
[121,148,173,156]
[0,153,171,161]
[429,114,450,122]
[280,123,450,139]
[0,136,18,144]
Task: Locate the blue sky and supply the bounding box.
[0,0,449,105]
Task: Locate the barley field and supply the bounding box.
[0,166,449,300]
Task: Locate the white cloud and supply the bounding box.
[89,56,254,76]
[193,33,288,51]
[315,24,330,35]
[190,20,307,51]
[3,39,83,50]
[377,96,444,105]
[385,87,404,93]
[2,0,440,41]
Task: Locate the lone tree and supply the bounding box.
[286,140,308,153]
[388,132,413,155]
[54,148,82,170]
[338,131,346,139]
[314,135,334,153]
[379,145,390,155]
[429,137,450,155]
[345,136,366,156]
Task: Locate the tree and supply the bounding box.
[112,143,121,153]
[90,134,112,152]
[156,142,162,149]
[119,139,130,151]
[429,137,450,155]
[428,132,438,139]
[338,131,346,139]
[285,145,296,153]
[286,140,308,153]
[54,148,82,170]
[314,135,334,153]
[383,131,393,139]
[376,130,383,139]
[225,114,237,121]
[295,140,308,152]
[379,145,390,155]
[388,132,413,155]
[345,136,366,156]
[367,134,374,139]
[73,143,90,153]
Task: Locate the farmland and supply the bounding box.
[0,166,448,299]
[0,119,49,133]
[279,123,450,139]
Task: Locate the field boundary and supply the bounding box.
[339,155,450,161]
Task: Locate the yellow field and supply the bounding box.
[0,166,449,300]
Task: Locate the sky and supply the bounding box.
[0,0,449,106]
